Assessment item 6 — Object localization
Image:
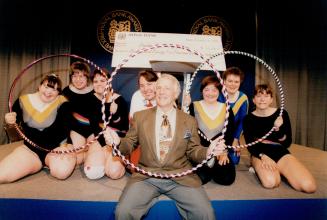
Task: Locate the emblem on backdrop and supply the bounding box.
[97,10,142,53]
[190,16,233,51]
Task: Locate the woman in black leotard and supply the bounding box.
[83,69,128,180]
[243,84,316,193]
[1,74,76,183]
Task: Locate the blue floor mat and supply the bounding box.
[0,198,326,220]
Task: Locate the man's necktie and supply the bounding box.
[159,114,172,163]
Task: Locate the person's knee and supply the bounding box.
[47,151,76,178]
[106,165,125,179]
[84,165,105,180]
[261,175,280,189]
[211,165,236,186]
[298,179,317,193]
[0,172,17,183]
[212,173,235,185]
[50,165,74,180]
[50,169,72,180]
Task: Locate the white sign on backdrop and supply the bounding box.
[111,32,226,71]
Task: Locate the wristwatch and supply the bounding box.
[259,153,264,159]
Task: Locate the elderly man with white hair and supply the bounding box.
[105,74,225,220]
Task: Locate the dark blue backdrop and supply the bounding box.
[69,0,256,109]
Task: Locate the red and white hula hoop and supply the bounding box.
[184,50,285,150]
[8,54,111,154]
[104,44,231,178]
[8,49,285,179]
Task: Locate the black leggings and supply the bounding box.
[195,154,236,185]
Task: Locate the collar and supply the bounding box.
[156,106,176,118]
[69,84,93,94]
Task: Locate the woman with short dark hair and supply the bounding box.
[0,74,76,183]
[189,75,236,185]
[243,84,316,193]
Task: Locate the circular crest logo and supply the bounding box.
[97,10,142,53]
[190,16,233,51]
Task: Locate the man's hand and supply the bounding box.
[5,112,17,124]
[104,127,120,146]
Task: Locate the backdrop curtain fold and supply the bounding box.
[255,1,327,150]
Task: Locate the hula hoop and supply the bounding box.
[184,50,285,150]
[103,43,231,178]
[8,54,112,154]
